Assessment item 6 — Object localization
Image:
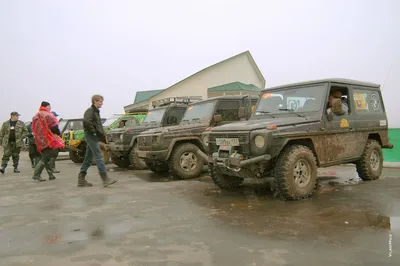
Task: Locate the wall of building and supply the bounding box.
[383,128,400,162]
[148,54,264,107]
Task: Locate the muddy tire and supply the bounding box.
[145,160,170,173]
[129,143,147,170]
[169,143,204,179]
[274,145,318,200]
[355,140,383,181]
[69,144,85,163]
[111,154,130,168]
[209,164,243,189]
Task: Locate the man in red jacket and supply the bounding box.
[31,101,65,182]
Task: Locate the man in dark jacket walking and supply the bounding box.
[77,94,117,187]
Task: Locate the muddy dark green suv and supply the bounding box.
[136,95,259,179]
[206,79,393,200]
[107,97,201,169]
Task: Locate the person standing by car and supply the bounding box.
[0,112,28,174]
[31,101,64,182]
[26,121,41,168]
[77,94,117,187]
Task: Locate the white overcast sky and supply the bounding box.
[0,0,399,127]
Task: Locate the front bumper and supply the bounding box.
[211,146,271,170]
[136,149,169,161]
[108,142,130,152]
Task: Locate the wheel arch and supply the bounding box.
[166,137,205,160]
[281,138,321,166]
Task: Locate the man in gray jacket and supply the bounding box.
[0,112,29,174]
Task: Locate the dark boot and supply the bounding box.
[77,172,93,187]
[100,172,117,187]
[13,167,20,173]
[0,167,5,174]
[32,162,46,182]
[45,165,56,180]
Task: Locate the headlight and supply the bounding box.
[254,135,265,148]
[203,134,209,146]
[153,136,160,145]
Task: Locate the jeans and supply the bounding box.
[80,134,106,174]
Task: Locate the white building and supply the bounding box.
[124,50,265,112]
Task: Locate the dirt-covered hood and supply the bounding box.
[210,116,321,132]
[140,123,206,135]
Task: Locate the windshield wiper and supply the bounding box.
[278,109,305,118]
[255,111,275,118]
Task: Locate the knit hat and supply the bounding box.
[41,101,50,107]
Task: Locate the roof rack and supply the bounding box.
[151,96,203,108]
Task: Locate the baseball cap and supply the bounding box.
[52,111,59,117]
[10,111,21,116]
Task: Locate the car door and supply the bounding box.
[323,85,359,163]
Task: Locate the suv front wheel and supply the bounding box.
[355,139,383,181]
[170,143,205,179]
[274,145,318,200]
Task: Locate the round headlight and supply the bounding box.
[203,135,209,146]
[254,135,265,148]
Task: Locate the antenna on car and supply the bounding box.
[381,64,392,91]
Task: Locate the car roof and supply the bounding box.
[190,95,259,105]
[264,78,380,91]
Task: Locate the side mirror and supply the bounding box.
[238,107,246,118]
[213,114,222,123]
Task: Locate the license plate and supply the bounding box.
[216,138,240,146]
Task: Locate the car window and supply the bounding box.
[215,101,240,121]
[352,89,384,114]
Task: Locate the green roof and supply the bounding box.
[134,89,164,104]
[208,82,262,92]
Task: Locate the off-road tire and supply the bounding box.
[129,144,147,170]
[145,160,170,173]
[274,145,318,200]
[69,144,85,163]
[355,139,383,181]
[111,154,130,168]
[169,143,205,179]
[209,164,243,189]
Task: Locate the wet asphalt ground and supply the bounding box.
[0,151,399,266]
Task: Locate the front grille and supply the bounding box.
[209,132,249,143]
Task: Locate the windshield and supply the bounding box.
[58,120,67,132]
[181,101,216,122]
[142,108,167,124]
[103,115,122,127]
[255,84,326,115]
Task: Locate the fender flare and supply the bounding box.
[165,137,205,160]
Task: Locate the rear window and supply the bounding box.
[352,89,383,114]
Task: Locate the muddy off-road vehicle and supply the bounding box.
[107,97,202,169]
[68,113,146,163]
[205,79,394,200]
[59,118,105,152]
[136,95,259,179]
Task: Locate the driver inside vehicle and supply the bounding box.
[327,89,348,119]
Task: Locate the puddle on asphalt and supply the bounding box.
[185,166,399,242]
[37,194,134,212]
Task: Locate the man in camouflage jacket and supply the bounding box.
[0,112,29,174]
